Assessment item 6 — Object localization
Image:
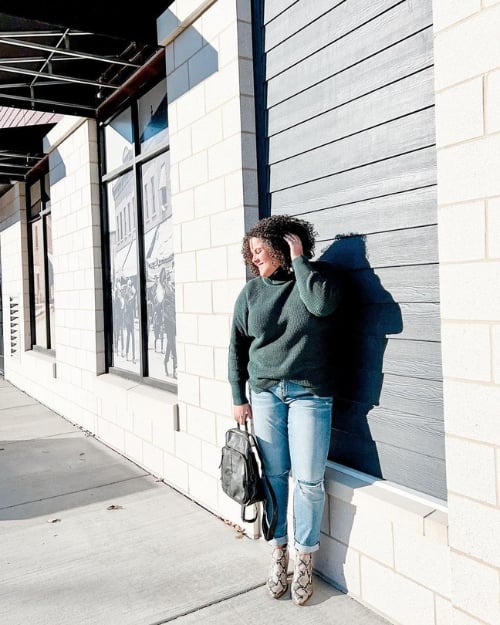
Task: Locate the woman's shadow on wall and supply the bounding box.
[318,233,403,593]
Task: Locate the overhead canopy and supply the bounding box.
[0,122,55,182]
[0,3,169,44]
[0,3,172,193]
[0,6,169,117]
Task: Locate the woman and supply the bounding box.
[228,214,341,606]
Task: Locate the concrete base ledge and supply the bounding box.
[319,464,451,625]
[95,372,178,424]
[325,463,448,545]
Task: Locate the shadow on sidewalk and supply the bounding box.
[0,422,154,521]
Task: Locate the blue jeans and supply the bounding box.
[250,381,332,553]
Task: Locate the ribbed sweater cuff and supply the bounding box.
[230,382,248,406]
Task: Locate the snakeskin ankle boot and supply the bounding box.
[267,545,289,599]
[291,551,313,606]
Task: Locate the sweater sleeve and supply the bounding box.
[228,289,251,405]
[292,256,341,317]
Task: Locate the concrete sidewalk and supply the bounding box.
[0,377,390,625]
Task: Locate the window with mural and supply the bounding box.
[101,77,175,386]
[27,171,55,350]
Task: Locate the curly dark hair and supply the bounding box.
[242,215,317,275]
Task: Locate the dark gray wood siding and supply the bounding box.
[254,0,445,499]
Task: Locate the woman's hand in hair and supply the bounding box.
[284,233,304,260]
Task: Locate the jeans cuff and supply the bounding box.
[294,541,320,554]
[269,535,288,547]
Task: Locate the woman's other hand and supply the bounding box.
[284,233,304,260]
[233,403,252,425]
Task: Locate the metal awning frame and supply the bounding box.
[0,5,171,191]
[0,26,148,113]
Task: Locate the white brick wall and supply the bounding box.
[317,465,451,623]
[393,525,451,596]
[433,0,500,623]
[448,494,500,568]
[161,0,258,520]
[439,263,500,319]
[443,379,500,444]
[333,498,394,567]
[48,119,105,379]
[432,0,480,32]
[437,201,485,262]
[449,552,500,624]
[433,4,500,89]
[0,185,29,356]
[436,595,454,625]
[362,557,436,625]
[493,324,500,382]
[487,198,500,258]
[445,438,497,504]
[435,78,484,147]
[441,323,491,381]
[451,610,490,625]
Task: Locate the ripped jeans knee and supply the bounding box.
[296,477,325,499]
[293,477,326,552]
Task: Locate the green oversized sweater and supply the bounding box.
[228,255,342,405]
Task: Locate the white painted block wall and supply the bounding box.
[433,1,500,623]
[158,0,259,525]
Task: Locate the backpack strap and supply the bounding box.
[241,502,259,523]
[242,423,278,541]
[260,476,277,541]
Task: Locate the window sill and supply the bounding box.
[32,346,56,357]
[95,371,179,431]
[106,366,177,394]
[97,370,173,393]
[23,349,57,378]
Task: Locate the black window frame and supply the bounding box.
[26,165,55,354]
[99,73,176,393]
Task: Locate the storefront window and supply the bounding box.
[104,107,133,173]
[107,172,140,374]
[138,78,169,153]
[142,151,175,381]
[27,171,55,350]
[102,76,174,386]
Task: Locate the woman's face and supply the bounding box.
[249,237,280,277]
